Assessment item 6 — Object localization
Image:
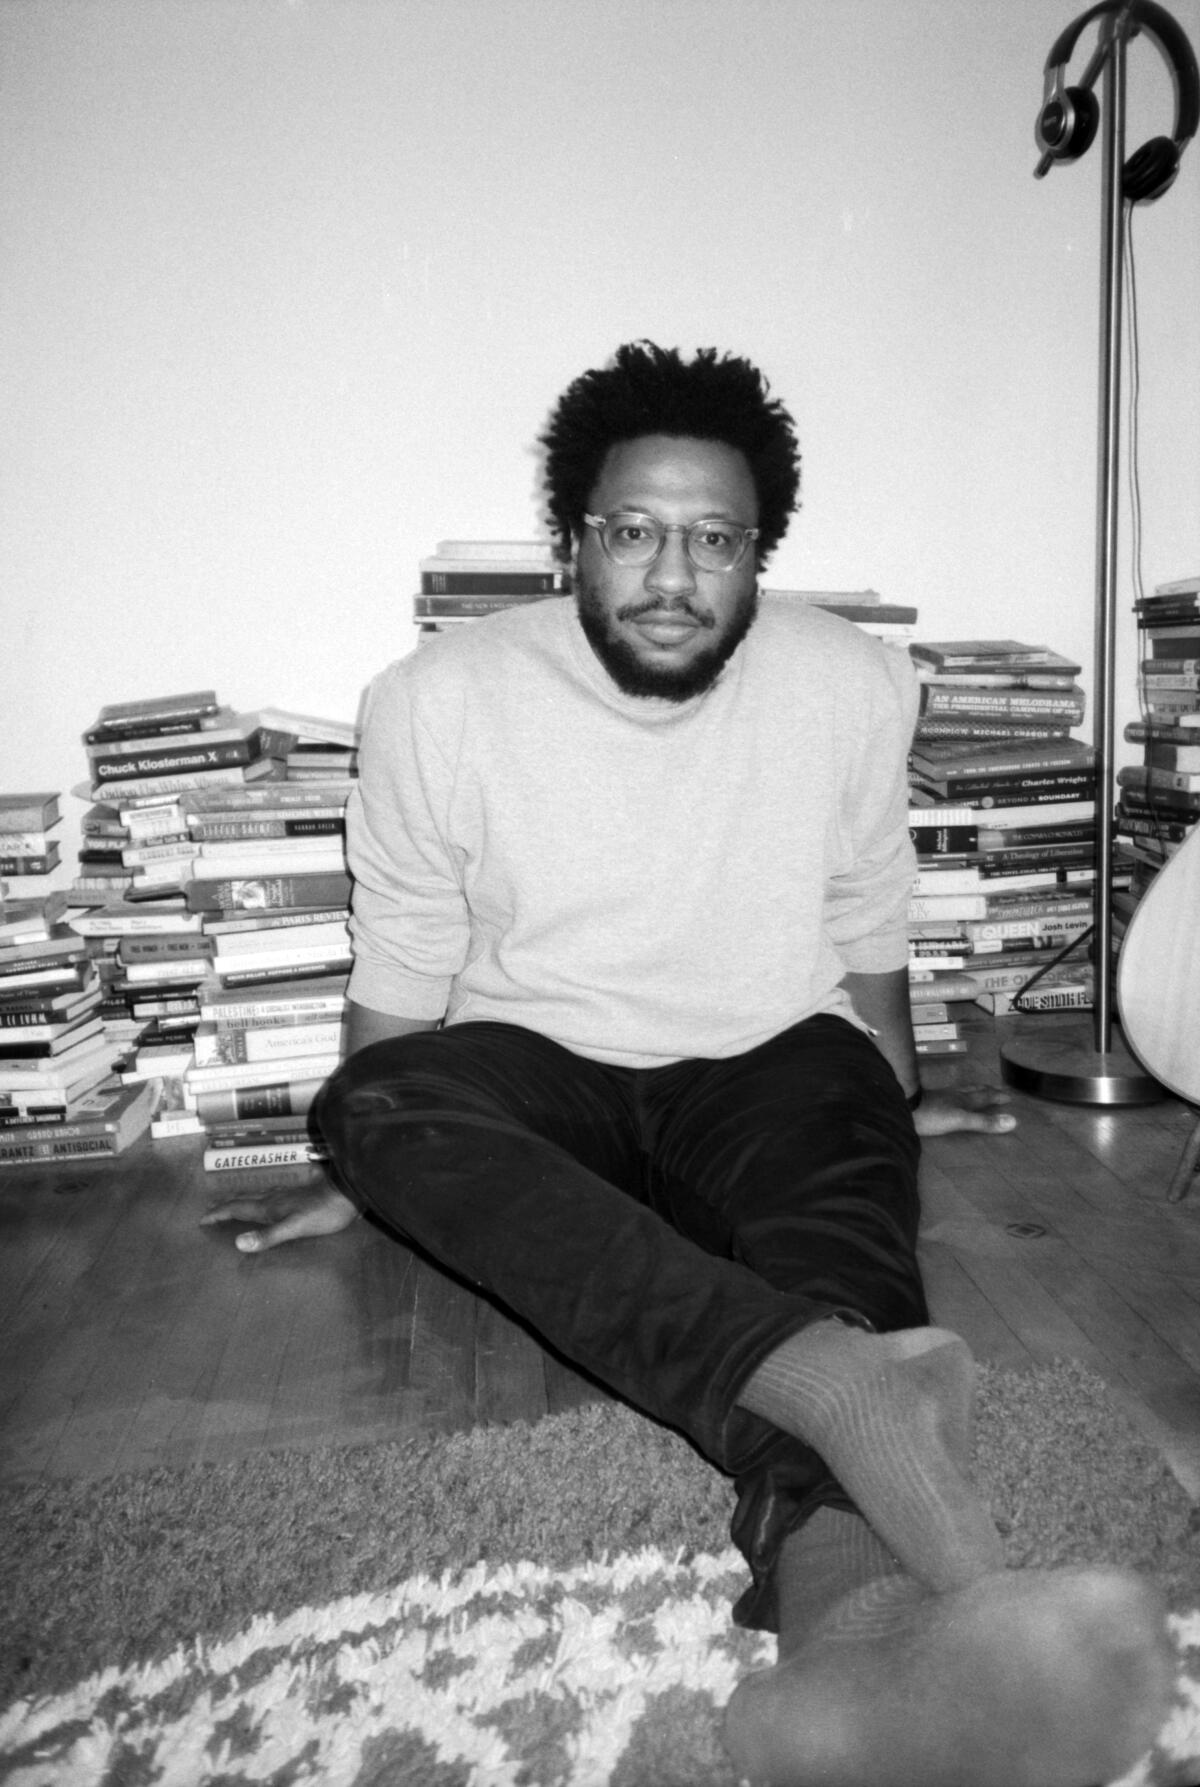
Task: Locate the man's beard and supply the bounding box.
[574,579,760,702]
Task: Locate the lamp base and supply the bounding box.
[998,1013,1164,1106]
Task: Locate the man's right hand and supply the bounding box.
[200,1171,358,1253]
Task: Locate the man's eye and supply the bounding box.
[614,522,652,545]
[695,526,735,549]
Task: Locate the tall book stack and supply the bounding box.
[66,691,298,1095]
[0,791,64,885]
[1116,574,1200,918]
[905,639,1100,1028]
[414,540,568,641]
[0,881,155,1166]
[173,708,356,1169]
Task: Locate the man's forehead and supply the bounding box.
[590,435,758,515]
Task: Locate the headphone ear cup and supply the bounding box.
[1038,84,1101,161]
[1124,133,1182,202]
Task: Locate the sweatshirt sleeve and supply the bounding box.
[822,642,919,973]
[344,660,468,1019]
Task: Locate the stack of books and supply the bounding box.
[170,709,355,1167]
[62,694,356,1161]
[0,889,152,1166]
[905,639,1099,1025]
[414,540,568,641]
[1117,575,1200,917]
[0,791,63,884]
[66,691,298,1107]
[764,589,919,647]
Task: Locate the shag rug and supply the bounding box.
[4,1361,1200,1786]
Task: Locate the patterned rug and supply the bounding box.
[5,1550,1200,1785]
[5,1359,1200,1786]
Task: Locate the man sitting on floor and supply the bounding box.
[205,342,1173,1787]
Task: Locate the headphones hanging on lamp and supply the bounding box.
[1035,0,1200,201]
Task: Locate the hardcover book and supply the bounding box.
[909,641,1080,673]
[0,793,61,832]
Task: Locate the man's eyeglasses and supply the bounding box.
[582,511,760,574]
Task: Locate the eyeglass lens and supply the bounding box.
[602,514,748,571]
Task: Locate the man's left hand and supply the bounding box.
[913,1084,1017,1137]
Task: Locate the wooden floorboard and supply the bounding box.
[2,1014,1199,1502]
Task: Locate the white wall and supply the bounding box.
[2,0,1198,878]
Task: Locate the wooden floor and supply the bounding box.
[3,1012,1200,1497]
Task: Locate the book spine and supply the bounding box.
[909,823,979,854]
[0,1111,127,1145]
[119,840,197,867]
[188,817,345,840]
[198,992,347,1023]
[119,935,214,960]
[185,872,353,912]
[0,1136,121,1165]
[95,691,219,725]
[1118,764,1200,795]
[908,973,980,1001]
[1138,673,1200,691]
[0,853,59,876]
[203,907,349,936]
[418,571,567,595]
[203,1142,328,1170]
[89,729,294,783]
[913,717,1072,741]
[0,832,57,854]
[908,746,1092,778]
[0,948,87,979]
[1146,632,1200,656]
[87,721,294,762]
[977,843,1095,872]
[193,1021,342,1065]
[195,1077,327,1121]
[89,765,277,801]
[909,770,1096,801]
[84,717,211,746]
[214,955,352,987]
[977,984,1093,1015]
[1124,721,1200,746]
[1144,743,1200,773]
[186,1052,339,1093]
[118,957,213,983]
[964,915,1092,942]
[1115,812,1194,841]
[918,687,1086,721]
[0,1038,65,1059]
[0,1002,91,1025]
[912,788,1097,813]
[977,821,1096,849]
[908,893,988,921]
[182,784,353,812]
[212,929,348,962]
[0,799,60,830]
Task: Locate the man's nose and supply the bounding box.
[644,530,697,596]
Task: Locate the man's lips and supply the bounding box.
[624,609,712,648]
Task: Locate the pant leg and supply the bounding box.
[315,1020,846,1473]
[638,1013,927,1629]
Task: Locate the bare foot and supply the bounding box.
[724,1565,1175,1787]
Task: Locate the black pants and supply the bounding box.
[316,1012,926,1629]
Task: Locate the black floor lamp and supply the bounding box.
[998,0,1200,1105]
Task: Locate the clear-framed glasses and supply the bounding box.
[582,511,760,573]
